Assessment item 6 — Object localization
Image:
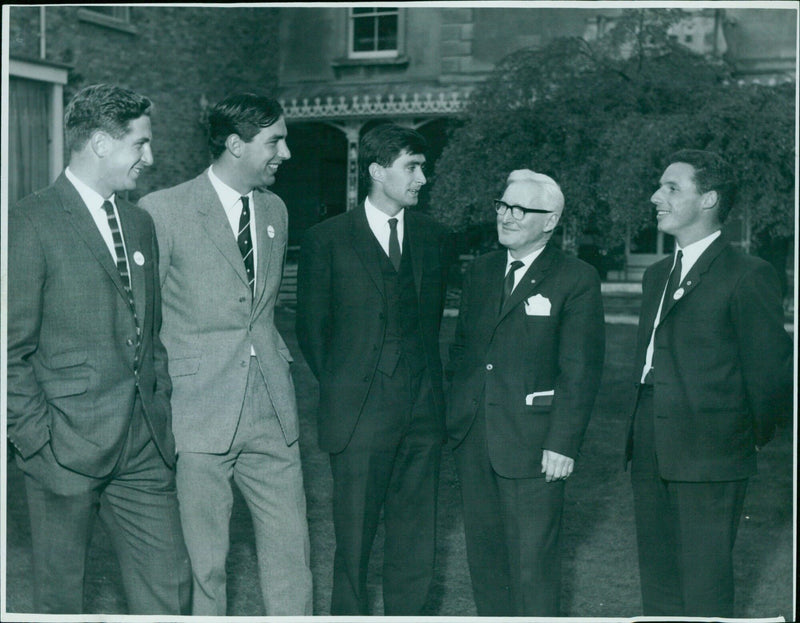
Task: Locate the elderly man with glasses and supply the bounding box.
[446,169,605,616]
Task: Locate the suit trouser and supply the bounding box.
[630,384,748,617]
[329,358,441,616]
[453,404,565,617]
[175,357,312,616]
[18,393,191,614]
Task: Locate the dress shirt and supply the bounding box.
[365,197,404,257]
[208,166,258,356]
[65,167,129,263]
[505,245,546,293]
[640,229,722,382]
[208,166,257,283]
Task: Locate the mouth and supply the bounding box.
[267,163,280,173]
[655,209,669,218]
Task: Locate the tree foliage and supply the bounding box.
[430,9,796,253]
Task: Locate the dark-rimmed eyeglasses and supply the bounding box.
[494,199,554,220]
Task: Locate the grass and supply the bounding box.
[4,311,794,618]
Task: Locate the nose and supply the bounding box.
[278,140,291,160]
[416,168,426,185]
[650,188,662,204]
[141,144,154,167]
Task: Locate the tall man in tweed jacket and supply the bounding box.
[140,93,312,616]
[7,84,190,614]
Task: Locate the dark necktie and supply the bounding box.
[501,260,525,308]
[388,217,401,272]
[661,250,684,315]
[102,200,140,350]
[237,196,255,293]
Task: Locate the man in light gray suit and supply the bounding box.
[140,93,312,616]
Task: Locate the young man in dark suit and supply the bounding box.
[296,124,450,615]
[626,149,793,617]
[7,84,190,614]
[447,170,605,616]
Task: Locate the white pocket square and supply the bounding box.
[525,389,555,406]
[524,294,551,316]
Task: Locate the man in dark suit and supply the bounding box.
[296,124,449,615]
[626,149,793,617]
[140,93,312,616]
[447,170,605,616]
[6,84,190,614]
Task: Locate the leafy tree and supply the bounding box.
[430,9,795,257]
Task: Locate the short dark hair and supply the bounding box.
[359,124,427,191]
[208,93,284,159]
[64,84,152,154]
[667,149,736,222]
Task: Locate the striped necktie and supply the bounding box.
[237,196,255,293]
[102,200,131,292]
[102,200,141,352]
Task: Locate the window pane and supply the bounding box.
[353,17,376,52]
[377,15,398,50]
[352,7,376,15]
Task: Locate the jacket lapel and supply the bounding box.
[251,191,275,314]
[194,171,250,291]
[350,204,386,299]
[497,244,557,325]
[405,211,425,295]
[116,199,146,318]
[659,236,727,324]
[56,175,130,302]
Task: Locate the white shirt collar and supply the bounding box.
[208,166,251,210]
[506,244,546,274]
[675,229,721,280]
[365,196,404,226]
[65,167,114,211]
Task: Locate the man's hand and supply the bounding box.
[541,449,574,482]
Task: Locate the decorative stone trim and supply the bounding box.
[280,91,470,120]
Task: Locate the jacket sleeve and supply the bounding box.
[731,261,792,447]
[295,228,331,379]
[6,207,52,458]
[147,215,173,421]
[544,267,606,459]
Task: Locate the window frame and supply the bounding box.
[347,7,404,59]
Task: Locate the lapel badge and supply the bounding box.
[673,287,685,300]
[267,225,275,239]
[133,251,145,266]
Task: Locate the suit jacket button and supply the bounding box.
[471,399,478,406]
[126,338,135,346]
[363,375,369,382]
[241,361,248,368]
[486,363,493,370]
[239,296,247,303]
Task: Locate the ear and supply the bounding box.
[543,212,561,233]
[368,162,384,183]
[90,130,110,158]
[701,190,718,211]
[225,134,243,158]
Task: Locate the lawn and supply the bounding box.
[4,312,795,618]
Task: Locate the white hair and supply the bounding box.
[506,169,564,214]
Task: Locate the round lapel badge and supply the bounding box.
[133,251,145,266]
[267,225,275,239]
[673,287,685,300]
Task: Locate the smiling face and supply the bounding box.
[372,149,427,215]
[238,116,291,190]
[497,181,561,258]
[651,162,718,247]
[100,115,153,195]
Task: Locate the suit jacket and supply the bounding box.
[296,205,450,454]
[7,173,174,478]
[628,237,792,481]
[448,245,605,479]
[140,170,298,452]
